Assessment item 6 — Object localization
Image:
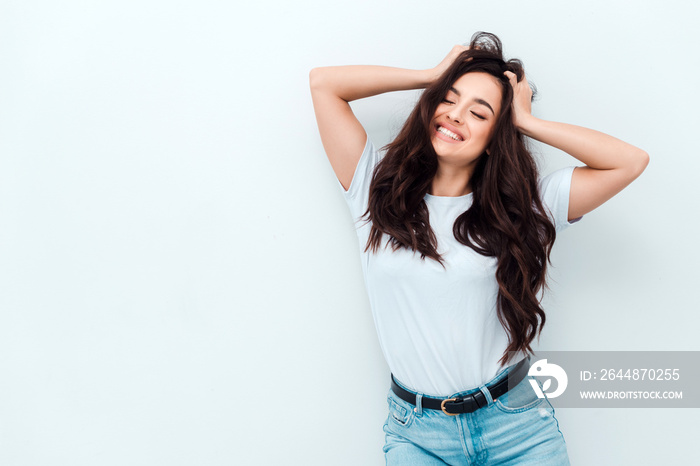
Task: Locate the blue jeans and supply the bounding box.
[383,363,570,465]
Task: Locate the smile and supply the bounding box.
[435,125,464,142]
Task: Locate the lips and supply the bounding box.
[434,122,465,143]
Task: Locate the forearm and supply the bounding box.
[309,65,436,102]
[517,115,649,172]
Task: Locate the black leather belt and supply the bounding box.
[390,356,531,416]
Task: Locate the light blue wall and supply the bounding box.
[1,1,697,464]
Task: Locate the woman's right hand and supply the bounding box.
[430,45,470,83]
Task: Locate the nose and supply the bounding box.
[447,107,463,124]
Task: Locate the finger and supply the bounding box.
[503,71,518,85]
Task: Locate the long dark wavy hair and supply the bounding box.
[358,32,557,367]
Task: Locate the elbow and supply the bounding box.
[624,149,649,181]
[634,150,650,177]
[309,67,318,89]
[309,67,325,92]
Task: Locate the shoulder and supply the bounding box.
[337,134,385,224]
[537,166,584,233]
[337,134,383,200]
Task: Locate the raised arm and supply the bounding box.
[504,71,650,222]
[309,46,468,191]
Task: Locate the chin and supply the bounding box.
[430,138,447,155]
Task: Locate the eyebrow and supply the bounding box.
[448,87,495,115]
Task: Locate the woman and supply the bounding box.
[309,32,648,465]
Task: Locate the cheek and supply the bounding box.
[475,125,495,143]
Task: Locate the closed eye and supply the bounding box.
[442,98,455,105]
[472,112,486,120]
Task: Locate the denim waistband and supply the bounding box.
[392,356,531,399]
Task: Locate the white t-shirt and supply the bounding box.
[338,135,583,397]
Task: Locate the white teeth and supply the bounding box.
[438,126,461,141]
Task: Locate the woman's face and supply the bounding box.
[430,72,503,167]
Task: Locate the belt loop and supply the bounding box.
[478,385,494,405]
[415,393,423,416]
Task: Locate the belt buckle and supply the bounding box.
[440,397,462,416]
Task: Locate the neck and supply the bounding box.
[429,165,474,197]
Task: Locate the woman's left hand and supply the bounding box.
[504,70,533,130]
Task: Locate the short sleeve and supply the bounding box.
[538,166,583,233]
[336,134,383,224]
